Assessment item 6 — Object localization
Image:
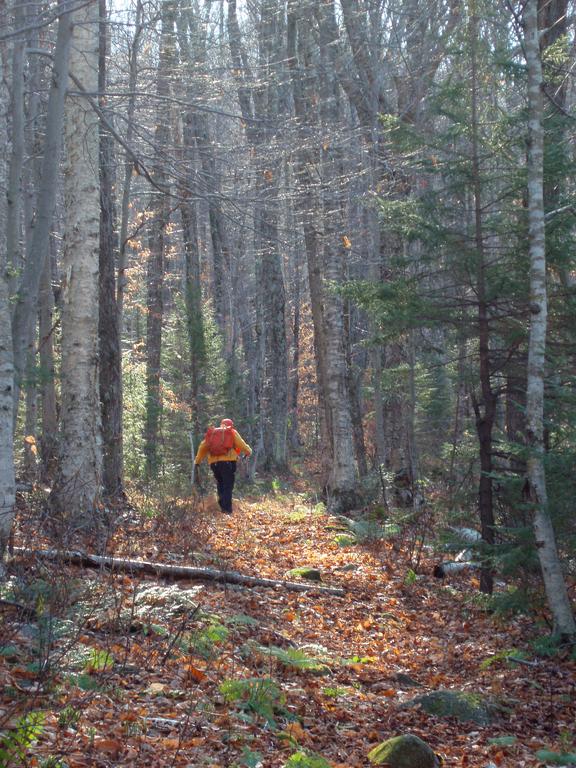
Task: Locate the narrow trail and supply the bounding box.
[5,487,575,767]
[120,489,572,767]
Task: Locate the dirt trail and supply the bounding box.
[4,489,574,767]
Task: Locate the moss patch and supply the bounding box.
[368,734,440,767]
[285,567,322,582]
[409,689,497,725]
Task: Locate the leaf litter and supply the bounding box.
[2,485,575,767]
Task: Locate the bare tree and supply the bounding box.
[50,0,103,525]
[5,0,25,289]
[228,0,288,470]
[11,0,72,413]
[99,0,123,497]
[0,271,15,565]
[143,0,177,480]
[523,0,575,640]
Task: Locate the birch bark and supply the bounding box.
[0,3,8,264]
[5,0,25,289]
[469,0,495,594]
[0,17,15,564]
[524,0,575,639]
[50,0,102,525]
[11,0,72,412]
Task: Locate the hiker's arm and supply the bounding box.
[195,440,208,464]
[234,432,252,457]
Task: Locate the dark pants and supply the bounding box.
[210,461,237,513]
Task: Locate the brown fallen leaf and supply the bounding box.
[93,737,124,757]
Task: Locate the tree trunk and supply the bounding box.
[98,0,123,498]
[523,0,575,639]
[117,0,142,328]
[11,0,72,414]
[38,251,58,478]
[0,271,15,563]
[5,0,25,294]
[0,6,9,268]
[287,225,301,451]
[176,5,232,347]
[50,0,103,527]
[180,195,206,447]
[345,303,367,477]
[16,548,346,595]
[317,0,357,512]
[286,0,332,482]
[227,0,288,470]
[470,1,495,594]
[144,0,176,480]
[23,349,38,478]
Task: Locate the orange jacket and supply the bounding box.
[194,429,252,465]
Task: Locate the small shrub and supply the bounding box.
[531,633,576,660]
[57,705,81,730]
[283,750,332,768]
[0,711,45,767]
[480,648,527,669]
[219,677,285,726]
[190,620,229,660]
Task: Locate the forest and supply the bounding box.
[0,0,575,766]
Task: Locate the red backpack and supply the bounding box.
[205,425,235,455]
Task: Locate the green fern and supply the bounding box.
[219,677,285,726]
[254,644,331,673]
[534,750,576,765]
[283,750,332,768]
[0,711,45,767]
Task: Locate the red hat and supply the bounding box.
[221,418,234,428]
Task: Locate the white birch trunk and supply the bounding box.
[0,17,9,266]
[0,271,15,564]
[5,0,25,288]
[11,0,72,411]
[524,0,575,639]
[0,7,16,566]
[50,0,102,525]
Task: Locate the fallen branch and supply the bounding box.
[433,561,482,577]
[0,598,37,619]
[13,548,346,596]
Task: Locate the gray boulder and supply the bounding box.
[368,734,440,767]
[408,689,497,725]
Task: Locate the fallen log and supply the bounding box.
[0,598,37,619]
[13,548,346,596]
[433,560,482,577]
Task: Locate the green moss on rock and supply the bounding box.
[409,690,496,725]
[368,734,440,767]
[285,567,322,582]
[333,533,357,547]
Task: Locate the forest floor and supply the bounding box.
[1,475,575,768]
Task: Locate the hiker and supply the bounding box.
[194,419,252,514]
